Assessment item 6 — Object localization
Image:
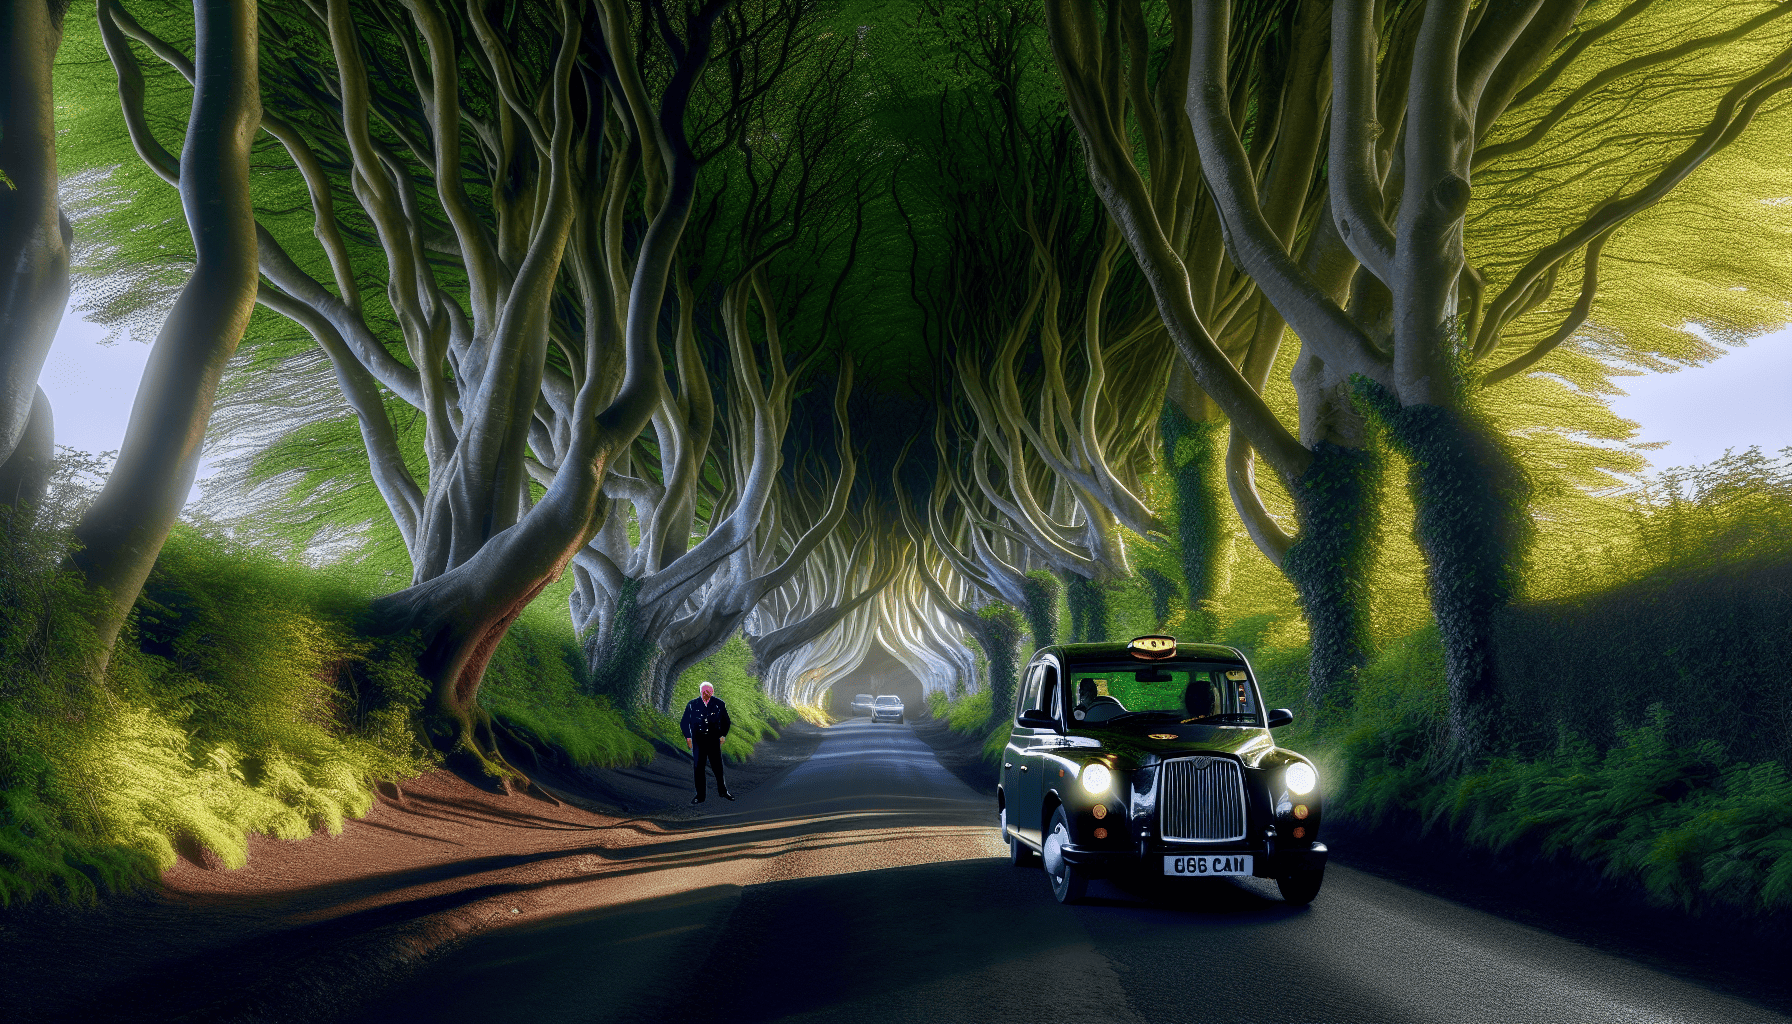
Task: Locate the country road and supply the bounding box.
[346,719,1788,1024]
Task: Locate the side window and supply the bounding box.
[1016,666,1038,718]
[1043,663,1061,719]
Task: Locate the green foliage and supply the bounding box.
[947,688,992,735]
[1281,441,1382,708]
[1138,568,1177,632]
[0,522,436,906]
[478,583,652,770]
[1339,701,1792,915]
[1491,449,1792,766]
[926,688,950,719]
[935,688,1011,764]
[1246,603,1792,915]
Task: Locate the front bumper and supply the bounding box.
[1059,839,1328,880]
[872,710,904,721]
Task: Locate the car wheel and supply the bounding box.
[1042,808,1089,904]
[1277,865,1324,906]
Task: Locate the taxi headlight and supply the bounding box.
[1285,762,1317,796]
[1081,763,1112,794]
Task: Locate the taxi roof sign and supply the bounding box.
[1128,635,1177,659]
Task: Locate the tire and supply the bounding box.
[1042,807,1089,904]
[1277,865,1324,906]
[1003,807,1037,867]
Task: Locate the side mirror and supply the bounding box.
[1016,710,1058,731]
[1267,708,1294,729]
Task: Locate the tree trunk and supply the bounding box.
[1356,381,1530,761]
[970,605,1023,729]
[582,576,661,711]
[0,389,53,512]
[0,0,70,513]
[1063,571,1110,643]
[375,560,557,795]
[1019,571,1058,653]
[70,0,261,661]
[1160,396,1231,640]
[1280,441,1382,708]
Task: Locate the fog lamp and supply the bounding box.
[1293,804,1309,819]
[1285,762,1317,795]
[1092,804,1107,819]
[1081,763,1112,794]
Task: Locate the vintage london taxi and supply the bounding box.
[998,635,1328,905]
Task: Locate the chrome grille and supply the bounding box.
[1159,756,1246,842]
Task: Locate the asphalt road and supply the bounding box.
[348,719,1788,1024]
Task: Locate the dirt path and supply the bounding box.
[0,722,832,1023]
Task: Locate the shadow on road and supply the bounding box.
[347,856,1309,1024]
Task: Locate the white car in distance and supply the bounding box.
[871,695,905,724]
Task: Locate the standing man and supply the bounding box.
[681,681,734,804]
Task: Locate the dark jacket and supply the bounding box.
[681,696,732,740]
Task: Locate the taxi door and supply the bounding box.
[1009,659,1059,848]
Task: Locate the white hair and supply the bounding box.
[700,681,714,694]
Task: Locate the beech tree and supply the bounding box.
[1046,0,1792,757]
[897,3,1175,647]
[0,0,71,515]
[82,0,858,784]
[568,50,882,711]
[34,0,263,668]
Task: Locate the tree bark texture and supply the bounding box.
[1160,393,1231,639]
[72,0,261,659]
[0,0,71,512]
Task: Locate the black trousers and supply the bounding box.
[692,736,727,798]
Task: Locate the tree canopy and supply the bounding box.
[7,0,1791,779]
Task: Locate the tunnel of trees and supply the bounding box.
[4,0,1792,904]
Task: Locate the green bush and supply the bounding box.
[947,688,991,735]
[926,688,949,719]
[1337,702,1792,914]
[0,525,436,905]
[1253,621,1792,915]
[479,587,652,769]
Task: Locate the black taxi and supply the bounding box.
[998,635,1327,905]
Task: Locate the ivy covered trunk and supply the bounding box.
[1063,572,1110,643]
[1357,381,1532,761]
[1160,401,1231,639]
[972,604,1023,729]
[582,577,661,712]
[1281,441,1381,708]
[1020,571,1059,652]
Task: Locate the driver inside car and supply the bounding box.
[1183,678,1221,722]
[1073,678,1125,723]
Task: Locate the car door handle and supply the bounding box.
[1019,766,1028,772]
[1003,762,1013,769]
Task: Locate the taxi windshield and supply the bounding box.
[1066,662,1261,727]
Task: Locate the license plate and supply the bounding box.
[1164,854,1252,877]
